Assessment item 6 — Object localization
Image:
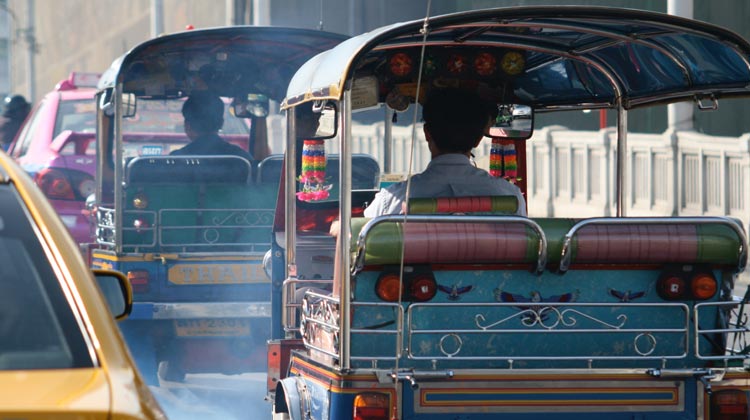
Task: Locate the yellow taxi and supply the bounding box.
[0,150,165,419]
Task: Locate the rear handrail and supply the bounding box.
[282,278,333,335]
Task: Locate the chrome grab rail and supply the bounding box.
[282,278,333,335]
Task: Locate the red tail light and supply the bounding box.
[375,271,437,302]
[127,270,150,293]
[36,168,74,199]
[35,168,94,201]
[133,218,151,234]
[658,269,718,301]
[353,392,390,420]
[657,274,686,300]
[410,274,437,301]
[711,389,749,420]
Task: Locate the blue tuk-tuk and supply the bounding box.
[269,7,750,419]
[89,26,347,384]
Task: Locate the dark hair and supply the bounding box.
[182,91,224,133]
[3,94,30,119]
[422,88,493,153]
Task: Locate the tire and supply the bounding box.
[158,360,186,383]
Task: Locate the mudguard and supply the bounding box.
[274,377,304,420]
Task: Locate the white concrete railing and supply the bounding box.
[267,115,750,230]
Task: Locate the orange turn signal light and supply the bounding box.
[375,273,402,302]
[691,273,718,300]
[353,392,390,420]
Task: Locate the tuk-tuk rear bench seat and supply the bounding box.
[344,211,746,368]
[120,155,278,252]
[351,214,746,272]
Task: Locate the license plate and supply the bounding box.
[174,318,250,337]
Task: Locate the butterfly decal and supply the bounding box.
[608,288,646,302]
[438,284,473,300]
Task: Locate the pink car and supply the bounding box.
[8,72,99,245]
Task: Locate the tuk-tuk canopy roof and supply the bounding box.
[283,6,750,110]
[99,26,348,102]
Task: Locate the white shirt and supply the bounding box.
[364,153,527,217]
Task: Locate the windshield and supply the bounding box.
[0,185,92,370]
[121,97,250,159]
[53,98,96,138]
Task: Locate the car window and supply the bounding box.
[11,102,46,158]
[53,99,96,138]
[0,185,93,370]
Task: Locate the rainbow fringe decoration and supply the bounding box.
[489,139,518,184]
[297,139,331,201]
[489,139,503,177]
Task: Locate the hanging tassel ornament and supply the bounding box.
[489,138,503,177]
[489,139,518,184]
[297,139,332,201]
[502,141,518,182]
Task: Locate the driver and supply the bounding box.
[170,91,253,161]
[364,87,527,217]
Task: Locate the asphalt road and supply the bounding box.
[143,271,750,419]
[735,271,750,298]
[150,373,271,420]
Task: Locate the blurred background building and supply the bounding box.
[0,0,748,134]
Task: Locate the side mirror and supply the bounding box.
[121,93,137,118]
[311,101,337,140]
[99,89,137,118]
[93,269,133,321]
[488,104,534,140]
[232,93,270,118]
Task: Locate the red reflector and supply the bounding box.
[410,274,437,301]
[266,342,280,393]
[711,389,748,420]
[658,275,686,300]
[127,270,149,293]
[36,168,74,200]
[133,218,151,233]
[691,273,718,300]
[353,392,390,420]
[375,274,402,302]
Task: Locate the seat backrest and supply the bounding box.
[556,217,747,272]
[126,155,251,185]
[407,196,518,215]
[255,153,380,189]
[351,216,542,269]
[350,216,746,272]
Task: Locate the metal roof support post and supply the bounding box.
[283,106,298,338]
[114,84,124,252]
[616,100,628,217]
[667,0,694,132]
[339,91,352,370]
[383,107,393,174]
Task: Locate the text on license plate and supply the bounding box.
[174,318,250,337]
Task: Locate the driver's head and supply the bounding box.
[422,88,494,153]
[182,91,224,134]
